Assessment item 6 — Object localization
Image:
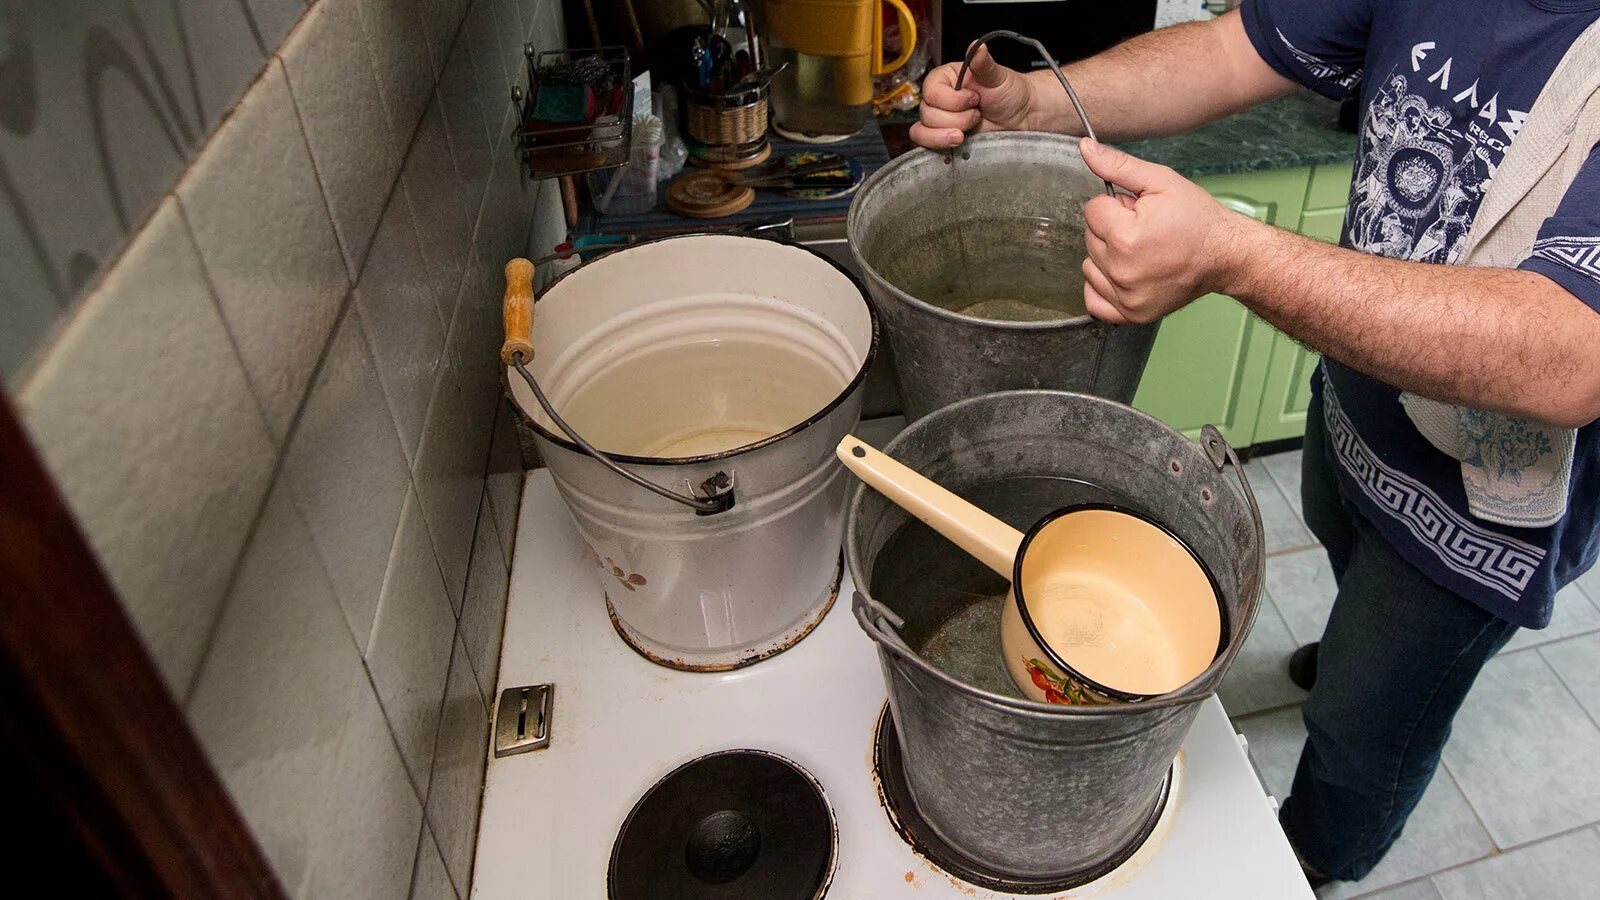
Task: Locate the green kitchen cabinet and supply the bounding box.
[1132,168,1311,446]
[1252,333,1321,443]
[1251,163,1351,444]
[1134,162,1354,448]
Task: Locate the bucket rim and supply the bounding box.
[844,389,1265,717]
[845,131,1100,332]
[504,232,882,467]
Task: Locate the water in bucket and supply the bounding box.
[873,215,1089,323]
[555,336,848,458]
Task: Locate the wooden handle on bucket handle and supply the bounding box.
[835,436,1024,578]
[954,30,1116,199]
[498,260,735,516]
[501,258,535,366]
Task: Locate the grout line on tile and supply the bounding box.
[1228,703,1306,729]
[459,610,493,719]
[365,621,446,805]
[10,178,184,392]
[1438,760,1501,856]
[1569,575,1600,607]
[1343,872,1438,899]
[274,58,360,296]
[177,298,367,706]
[1266,541,1325,559]
[15,38,337,394]
[404,814,430,900]
[419,621,476,899]
[417,0,472,73]
[351,304,419,473]
[172,199,283,447]
[177,468,285,707]
[1539,645,1600,739]
[180,301,372,706]
[1225,697,1305,728]
[1409,820,1600,888]
[1261,457,1299,505]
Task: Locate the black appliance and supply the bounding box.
[934,0,1159,69]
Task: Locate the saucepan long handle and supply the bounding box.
[835,436,1024,578]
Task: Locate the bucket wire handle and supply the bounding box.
[1199,424,1264,674]
[954,30,1116,198]
[851,590,920,660]
[1199,424,1260,537]
[500,258,734,515]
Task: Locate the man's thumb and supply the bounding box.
[1080,138,1165,195]
[965,43,1009,89]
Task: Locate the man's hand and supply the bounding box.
[1078,138,1247,325]
[910,44,1038,149]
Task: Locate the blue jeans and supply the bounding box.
[1279,394,1520,882]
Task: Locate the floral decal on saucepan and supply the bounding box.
[584,544,648,591]
[1025,658,1111,706]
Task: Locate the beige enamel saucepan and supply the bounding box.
[836,436,1226,705]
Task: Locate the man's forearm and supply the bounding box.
[1028,13,1296,141]
[1223,220,1600,427]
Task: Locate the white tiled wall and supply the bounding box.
[9,1,555,896]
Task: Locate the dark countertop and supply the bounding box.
[1112,91,1357,178]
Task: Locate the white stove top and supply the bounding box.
[473,472,1313,899]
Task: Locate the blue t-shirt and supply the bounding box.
[1241,0,1600,628]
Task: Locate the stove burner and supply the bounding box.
[608,749,836,899]
[873,706,1171,894]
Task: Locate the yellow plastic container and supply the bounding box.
[766,0,916,132]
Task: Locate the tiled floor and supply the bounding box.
[1225,448,1600,900]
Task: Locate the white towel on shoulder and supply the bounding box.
[1400,395,1575,528]
[1398,20,1600,529]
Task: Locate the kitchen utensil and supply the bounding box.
[845,32,1148,421]
[667,170,755,217]
[765,0,918,139]
[707,34,733,92]
[835,437,1223,704]
[707,0,764,71]
[847,390,1264,881]
[767,151,863,200]
[501,234,879,670]
[689,138,771,169]
[721,154,848,184]
[729,61,789,93]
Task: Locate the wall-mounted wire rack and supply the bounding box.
[512,45,634,180]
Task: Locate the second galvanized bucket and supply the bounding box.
[846,132,1160,422]
[847,391,1263,884]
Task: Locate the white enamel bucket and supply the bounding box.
[504,234,879,670]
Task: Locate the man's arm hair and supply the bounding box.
[1031,12,1300,141]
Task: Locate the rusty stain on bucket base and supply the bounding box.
[604,555,845,672]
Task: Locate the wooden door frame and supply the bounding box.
[0,390,285,898]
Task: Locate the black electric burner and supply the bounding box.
[873,706,1172,895]
[608,749,837,899]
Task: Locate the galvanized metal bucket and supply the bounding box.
[846,132,1160,421]
[507,234,879,670]
[846,391,1263,881]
